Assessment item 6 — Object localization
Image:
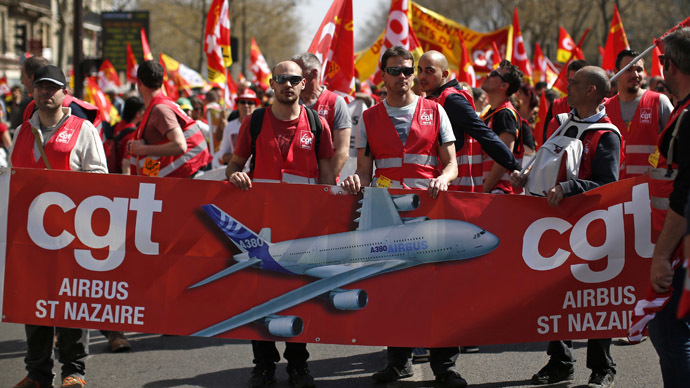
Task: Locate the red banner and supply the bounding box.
[0,168,654,347]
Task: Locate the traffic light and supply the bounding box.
[14,24,27,53]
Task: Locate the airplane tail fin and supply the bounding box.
[202,204,271,254]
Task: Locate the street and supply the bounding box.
[0,322,663,387]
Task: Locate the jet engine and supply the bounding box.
[402,216,430,224]
[329,289,368,310]
[391,194,420,212]
[263,314,304,337]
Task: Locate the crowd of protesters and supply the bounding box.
[3,25,690,388]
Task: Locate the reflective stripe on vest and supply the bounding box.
[650,167,677,210]
[254,174,317,185]
[375,157,402,169]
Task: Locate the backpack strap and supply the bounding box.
[113,126,136,143]
[304,107,321,158]
[249,107,267,173]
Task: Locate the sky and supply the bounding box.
[297,0,386,52]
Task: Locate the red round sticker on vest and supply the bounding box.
[299,130,314,150]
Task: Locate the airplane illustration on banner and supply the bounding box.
[191,187,499,338]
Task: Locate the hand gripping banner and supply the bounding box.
[0,168,654,347]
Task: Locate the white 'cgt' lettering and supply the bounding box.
[27,183,162,272]
[523,183,654,283]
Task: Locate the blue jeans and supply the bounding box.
[649,266,690,388]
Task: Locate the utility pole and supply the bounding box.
[73,0,84,98]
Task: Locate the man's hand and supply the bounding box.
[546,184,564,207]
[341,174,362,195]
[650,254,674,293]
[510,170,527,188]
[228,171,252,190]
[128,139,147,156]
[428,177,448,199]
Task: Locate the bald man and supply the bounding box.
[512,66,621,388]
[417,50,520,192]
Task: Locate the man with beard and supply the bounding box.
[604,49,672,179]
[225,60,335,388]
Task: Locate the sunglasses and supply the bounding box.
[273,74,303,84]
[384,67,415,77]
[489,70,509,82]
[237,100,256,105]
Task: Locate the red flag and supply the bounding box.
[456,32,476,87]
[308,0,355,102]
[532,42,547,83]
[158,54,180,100]
[651,46,663,79]
[85,76,117,125]
[0,75,10,97]
[556,27,585,63]
[126,42,138,84]
[601,4,630,71]
[372,0,423,85]
[491,41,502,66]
[511,8,532,83]
[204,0,232,84]
[97,59,121,92]
[250,37,271,90]
[140,28,153,61]
[654,16,690,52]
[533,91,548,150]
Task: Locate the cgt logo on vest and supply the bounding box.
[420,109,434,125]
[299,130,313,150]
[639,108,652,124]
[26,183,162,272]
[522,183,654,283]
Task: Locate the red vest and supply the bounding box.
[252,107,319,184]
[313,88,339,130]
[481,101,523,194]
[577,116,618,180]
[649,97,690,238]
[131,94,212,178]
[605,91,661,179]
[363,98,441,189]
[11,115,85,170]
[432,86,482,192]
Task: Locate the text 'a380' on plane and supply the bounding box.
[190,187,499,338]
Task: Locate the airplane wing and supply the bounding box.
[188,258,262,289]
[355,188,403,230]
[192,259,409,337]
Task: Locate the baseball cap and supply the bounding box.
[33,65,66,88]
[176,97,192,111]
[236,89,261,105]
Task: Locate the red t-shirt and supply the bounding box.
[234,107,334,162]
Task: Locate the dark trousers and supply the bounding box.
[387,346,459,376]
[251,340,309,371]
[649,267,690,388]
[546,338,615,373]
[24,325,88,384]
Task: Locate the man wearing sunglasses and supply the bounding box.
[646,27,690,388]
[604,49,673,180]
[479,60,525,194]
[417,50,521,193]
[225,60,335,388]
[341,46,462,387]
[292,52,352,179]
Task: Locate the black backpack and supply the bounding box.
[249,107,322,172]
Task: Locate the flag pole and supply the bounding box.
[610,17,690,82]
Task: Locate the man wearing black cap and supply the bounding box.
[10,65,106,388]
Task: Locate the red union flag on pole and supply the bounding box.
[126,42,138,84]
[511,8,532,83]
[250,37,271,90]
[651,46,663,79]
[372,0,423,85]
[532,42,547,82]
[556,27,583,63]
[456,32,476,87]
[85,76,118,125]
[308,0,355,102]
[601,4,630,71]
[204,0,232,84]
[140,28,153,61]
[97,59,121,92]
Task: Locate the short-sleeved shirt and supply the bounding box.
[485,108,519,140]
[355,95,455,148]
[234,106,334,162]
[143,104,180,145]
